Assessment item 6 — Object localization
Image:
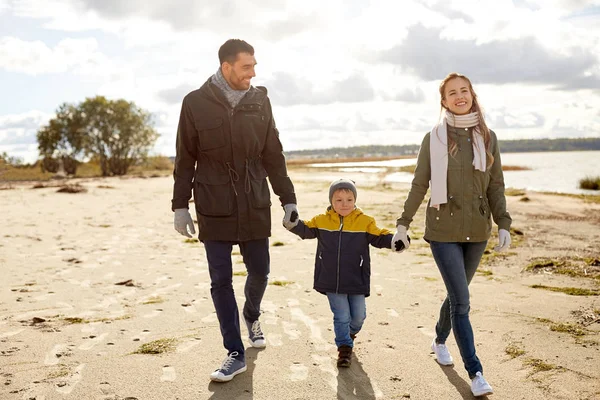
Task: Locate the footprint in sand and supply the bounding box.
[176,338,201,353]
[44,344,71,365]
[287,298,300,307]
[289,306,329,351]
[79,332,109,350]
[131,329,151,342]
[263,316,278,325]
[0,329,24,339]
[55,363,85,394]
[386,308,399,317]
[160,366,177,382]
[142,309,163,319]
[417,325,435,338]
[289,363,308,381]
[181,303,197,314]
[311,354,337,391]
[268,334,283,347]
[99,381,113,395]
[282,322,301,340]
[201,312,217,323]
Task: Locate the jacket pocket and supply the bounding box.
[427,199,454,237]
[316,251,337,289]
[193,173,234,216]
[248,159,271,209]
[195,118,225,151]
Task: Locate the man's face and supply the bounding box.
[222,52,256,90]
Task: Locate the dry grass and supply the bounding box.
[133,338,177,354]
[270,280,294,286]
[57,184,87,193]
[142,296,165,305]
[530,284,599,296]
[525,256,600,281]
[524,358,561,374]
[505,343,526,358]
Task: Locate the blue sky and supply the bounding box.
[1,0,599,163]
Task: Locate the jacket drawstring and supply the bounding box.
[244,159,251,194]
[226,162,239,196]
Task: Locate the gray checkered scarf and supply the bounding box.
[211,68,249,108]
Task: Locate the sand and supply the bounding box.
[1,170,599,400]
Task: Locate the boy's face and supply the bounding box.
[331,189,355,217]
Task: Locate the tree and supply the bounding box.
[37,96,159,176]
[37,103,86,174]
[79,96,159,176]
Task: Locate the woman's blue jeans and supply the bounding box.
[430,240,487,378]
[326,293,366,348]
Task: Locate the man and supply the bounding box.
[171,39,298,382]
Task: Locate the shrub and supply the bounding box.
[579,176,600,190]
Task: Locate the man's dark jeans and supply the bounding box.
[430,240,487,378]
[204,238,270,359]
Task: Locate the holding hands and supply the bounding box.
[282,203,299,230]
[392,225,411,252]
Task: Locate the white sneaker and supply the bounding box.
[431,339,454,366]
[245,319,267,348]
[471,372,493,397]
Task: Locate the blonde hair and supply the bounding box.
[438,72,494,167]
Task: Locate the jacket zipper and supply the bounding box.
[336,216,344,294]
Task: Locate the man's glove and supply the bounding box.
[494,228,511,252]
[282,203,299,230]
[174,208,196,238]
[392,225,411,253]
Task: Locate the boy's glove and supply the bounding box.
[282,204,299,230]
[392,225,411,253]
[174,208,195,238]
[494,228,511,252]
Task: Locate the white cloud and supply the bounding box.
[0,0,598,163]
[0,36,112,76]
[0,110,51,163]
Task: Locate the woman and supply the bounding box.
[392,72,512,397]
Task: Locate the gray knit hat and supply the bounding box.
[329,179,357,204]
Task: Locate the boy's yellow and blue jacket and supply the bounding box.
[290,207,393,297]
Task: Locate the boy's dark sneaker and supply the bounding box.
[337,345,352,367]
[210,351,247,382]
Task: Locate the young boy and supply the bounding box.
[283,179,394,367]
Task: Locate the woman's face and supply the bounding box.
[442,77,473,115]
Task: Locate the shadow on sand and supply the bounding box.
[336,354,377,400]
[207,347,263,400]
[437,363,490,399]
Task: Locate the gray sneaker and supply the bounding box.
[210,351,247,382]
[245,319,266,348]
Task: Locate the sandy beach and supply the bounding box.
[1,169,599,400]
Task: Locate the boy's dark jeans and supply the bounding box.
[430,240,487,378]
[204,238,270,358]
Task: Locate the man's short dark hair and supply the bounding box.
[218,39,254,65]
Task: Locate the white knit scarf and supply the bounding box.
[429,110,486,209]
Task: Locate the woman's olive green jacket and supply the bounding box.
[397,126,512,243]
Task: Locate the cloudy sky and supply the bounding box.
[1,0,599,163]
